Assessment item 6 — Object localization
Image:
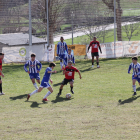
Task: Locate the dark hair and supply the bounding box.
[132,57,138,60]
[31,53,36,57]
[49,62,56,67]
[60,37,64,39]
[68,48,71,51]
[0,53,4,55]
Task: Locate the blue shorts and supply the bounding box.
[29,73,40,80]
[59,54,65,60]
[132,75,140,83]
[40,81,50,88]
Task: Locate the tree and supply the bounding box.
[102,0,122,41]
[122,22,140,41]
[33,0,66,44]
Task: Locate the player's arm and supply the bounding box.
[128,64,132,74]
[24,61,30,74]
[65,44,68,53]
[78,70,82,79]
[0,69,4,77]
[47,70,57,74]
[37,61,42,73]
[50,78,53,84]
[57,44,59,56]
[99,45,102,53]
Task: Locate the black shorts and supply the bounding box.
[91,52,99,57]
[0,77,1,80]
[62,78,74,85]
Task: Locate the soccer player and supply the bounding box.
[24,53,42,89]
[27,62,57,102]
[57,60,81,96]
[64,48,75,66]
[88,36,102,68]
[57,37,68,69]
[128,57,140,96]
[0,53,5,95]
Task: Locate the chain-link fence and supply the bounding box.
[0,0,140,60]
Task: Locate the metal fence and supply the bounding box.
[0,0,140,58]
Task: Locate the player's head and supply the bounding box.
[0,53,4,60]
[93,36,97,41]
[68,60,72,67]
[68,48,71,54]
[49,62,56,69]
[132,56,138,64]
[60,37,64,42]
[31,53,36,61]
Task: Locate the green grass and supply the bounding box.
[1,58,140,139]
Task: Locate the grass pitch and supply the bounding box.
[1,58,140,140]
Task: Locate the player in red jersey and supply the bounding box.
[0,53,5,95]
[57,60,82,96]
[88,36,102,68]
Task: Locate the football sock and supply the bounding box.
[30,89,38,96]
[132,85,136,92]
[70,86,73,91]
[97,62,99,65]
[60,62,62,68]
[59,89,62,93]
[43,91,51,99]
[92,62,94,65]
[33,83,38,89]
[0,83,2,93]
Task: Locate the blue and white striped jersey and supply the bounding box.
[24,60,42,73]
[64,54,75,66]
[128,63,140,76]
[57,42,68,55]
[41,67,52,82]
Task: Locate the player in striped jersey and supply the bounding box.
[57,37,68,69]
[64,48,75,66]
[27,62,57,102]
[128,57,140,96]
[24,53,42,89]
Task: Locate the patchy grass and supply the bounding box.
[1,58,140,139]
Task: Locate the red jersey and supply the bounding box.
[89,41,100,53]
[0,59,2,76]
[64,66,79,80]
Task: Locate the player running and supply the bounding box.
[24,53,42,89]
[0,53,5,95]
[57,60,81,96]
[57,37,68,69]
[88,36,102,68]
[27,62,57,102]
[128,57,140,96]
[64,48,75,66]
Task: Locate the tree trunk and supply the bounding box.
[116,8,122,41]
[49,24,54,44]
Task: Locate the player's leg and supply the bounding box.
[132,78,137,96]
[0,77,4,95]
[92,54,94,68]
[96,54,100,68]
[35,73,40,85]
[57,84,64,96]
[27,87,43,101]
[42,86,53,101]
[30,73,38,89]
[70,80,74,94]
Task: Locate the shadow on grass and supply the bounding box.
[53,82,62,87]
[80,67,97,72]
[51,96,73,103]
[118,95,140,105]
[25,101,48,108]
[9,94,28,100]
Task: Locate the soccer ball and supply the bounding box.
[66,93,71,99]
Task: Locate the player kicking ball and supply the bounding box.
[27,62,57,102]
[128,57,140,96]
[57,61,81,96]
[24,53,42,89]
